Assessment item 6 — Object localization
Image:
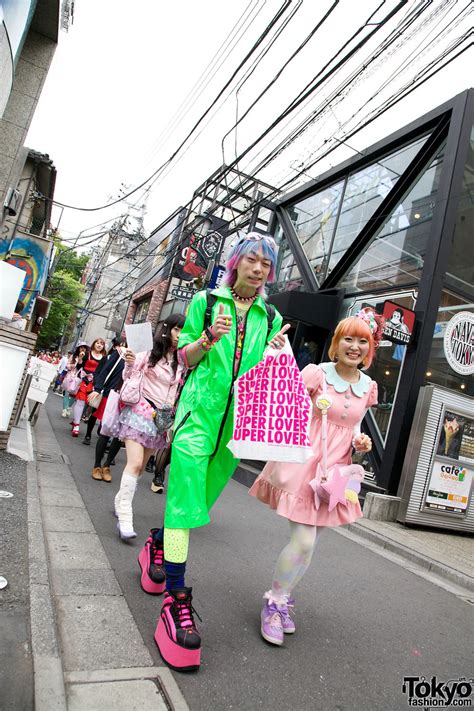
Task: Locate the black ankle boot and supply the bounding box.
[151,469,165,494]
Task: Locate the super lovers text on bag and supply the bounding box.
[227,339,313,463]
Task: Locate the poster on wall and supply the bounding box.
[435,410,474,464]
[0,235,53,314]
[382,300,415,345]
[424,460,473,514]
[423,407,474,516]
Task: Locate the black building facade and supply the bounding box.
[265,89,473,494]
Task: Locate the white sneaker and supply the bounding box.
[61,409,68,417]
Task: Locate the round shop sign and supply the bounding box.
[443,311,474,376]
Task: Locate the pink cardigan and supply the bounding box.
[123,351,183,407]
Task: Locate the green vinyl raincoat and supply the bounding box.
[164,286,283,529]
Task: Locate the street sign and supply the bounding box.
[209,265,225,289]
[171,286,196,301]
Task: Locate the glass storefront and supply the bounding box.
[444,126,474,300]
[425,127,474,396]
[269,222,304,295]
[340,142,445,293]
[425,290,473,396]
[342,291,417,443]
[287,181,345,285]
[287,135,430,287]
[272,91,473,498]
[328,136,429,276]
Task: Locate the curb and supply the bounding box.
[342,521,474,593]
[30,405,191,710]
[27,426,68,711]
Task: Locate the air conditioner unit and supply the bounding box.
[3,187,22,217]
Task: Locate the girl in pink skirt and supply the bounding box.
[115,314,185,540]
[249,309,384,645]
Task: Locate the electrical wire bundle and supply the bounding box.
[45,0,472,316]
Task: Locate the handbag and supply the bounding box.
[308,370,365,511]
[87,354,123,410]
[154,404,175,435]
[100,390,121,438]
[62,368,83,395]
[119,353,147,406]
[87,391,103,409]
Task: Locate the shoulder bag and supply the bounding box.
[119,353,148,406]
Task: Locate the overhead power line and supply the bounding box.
[41,1,294,213]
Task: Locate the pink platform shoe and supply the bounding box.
[138,530,165,595]
[155,587,201,672]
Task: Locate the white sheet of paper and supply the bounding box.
[125,322,153,354]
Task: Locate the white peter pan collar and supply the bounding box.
[320,362,371,398]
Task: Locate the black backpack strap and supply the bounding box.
[204,289,218,330]
[204,288,275,339]
[265,303,275,341]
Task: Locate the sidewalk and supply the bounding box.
[26,409,189,711]
[2,405,473,710]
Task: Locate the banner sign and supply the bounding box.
[209,265,225,289]
[173,215,229,282]
[382,300,415,345]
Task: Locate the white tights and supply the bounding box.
[72,399,85,425]
[271,521,318,601]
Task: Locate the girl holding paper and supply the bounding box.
[142,232,289,673]
[250,309,383,646]
[114,313,185,539]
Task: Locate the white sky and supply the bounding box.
[26,0,473,245]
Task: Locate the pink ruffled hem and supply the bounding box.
[249,476,363,528]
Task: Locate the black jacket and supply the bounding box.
[93,350,125,397]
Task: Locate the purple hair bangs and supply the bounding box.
[222,233,278,294]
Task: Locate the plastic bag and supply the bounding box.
[100,390,121,438]
[227,338,313,463]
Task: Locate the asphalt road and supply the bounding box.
[46,396,471,711]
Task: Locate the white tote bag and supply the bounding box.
[227,338,313,463]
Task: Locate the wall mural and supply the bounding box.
[0,235,53,313]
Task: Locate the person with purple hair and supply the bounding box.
[138,232,289,672]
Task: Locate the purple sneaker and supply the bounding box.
[280,597,295,634]
[261,596,284,646]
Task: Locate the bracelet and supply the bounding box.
[199,331,214,352]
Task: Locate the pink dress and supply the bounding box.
[249,362,378,527]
